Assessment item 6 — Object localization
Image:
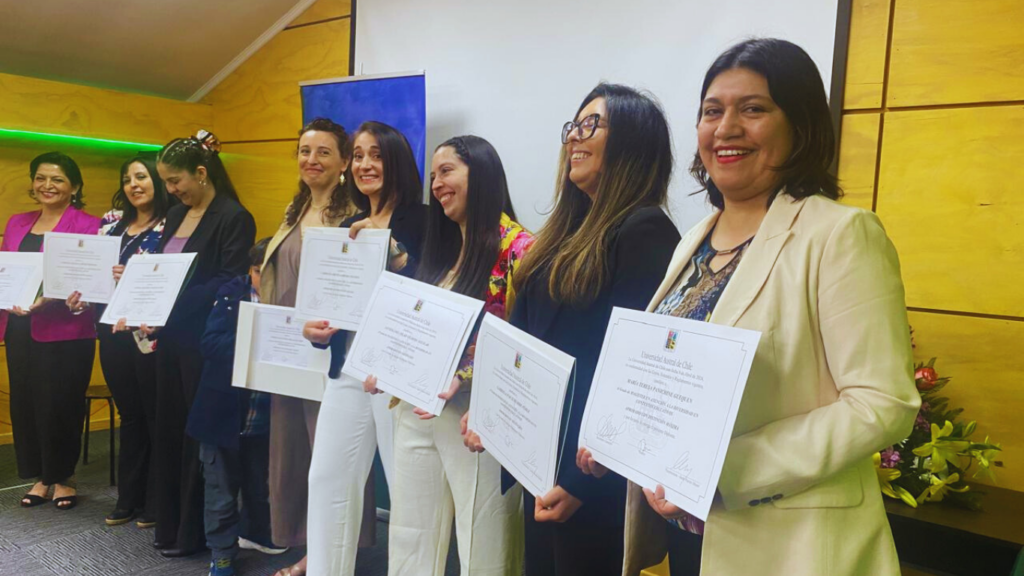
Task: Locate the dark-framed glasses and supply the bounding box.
[561,113,606,144]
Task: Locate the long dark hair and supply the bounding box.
[350,121,422,214]
[691,38,841,209]
[110,155,174,232]
[284,117,356,226]
[418,136,517,298]
[29,151,86,209]
[515,83,673,305]
[157,136,241,204]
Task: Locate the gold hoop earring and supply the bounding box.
[339,174,346,186]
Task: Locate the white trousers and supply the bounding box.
[307,374,395,576]
[388,392,523,576]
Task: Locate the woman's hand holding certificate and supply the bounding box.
[579,307,761,521]
[342,272,483,416]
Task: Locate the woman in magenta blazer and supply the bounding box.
[0,151,102,511]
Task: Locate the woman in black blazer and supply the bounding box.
[465,84,680,576]
[140,134,256,557]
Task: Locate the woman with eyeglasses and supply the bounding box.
[66,155,175,528]
[462,84,680,576]
[1,151,101,511]
[122,133,256,557]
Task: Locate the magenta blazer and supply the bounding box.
[0,207,102,343]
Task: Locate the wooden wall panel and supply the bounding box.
[221,141,300,238]
[908,312,1024,490]
[203,19,351,143]
[887,0,1024,107]
[0,72,212,145]
[837,113,880,211]
[842,0,891,110]
[289,0,351,27]
[875,106,1024,317]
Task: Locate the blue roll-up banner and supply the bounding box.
[301,72,427,179]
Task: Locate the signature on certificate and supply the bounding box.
[666,451,696,484]
[596,414,627,444]
[522,451,539,478]
[481,409,499,432]
[360,347,383,366]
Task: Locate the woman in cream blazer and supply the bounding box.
[589,39,922,576]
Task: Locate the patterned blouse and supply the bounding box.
[653,229,751,534]
[455,213,534,384]
[99,209,166,353]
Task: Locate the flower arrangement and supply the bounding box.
[875,358,1004,510]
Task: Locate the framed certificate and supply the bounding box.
[0,253,44,310]
[295,227,391,331]
[232,302,331,402]
[342,272,484,416]
[579,307,761,521]
[43,232,121,303]
[100,253,197,326]
[470,314,575,498]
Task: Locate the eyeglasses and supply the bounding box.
[561,114,606,144]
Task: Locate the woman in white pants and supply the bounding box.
[303,122,429,576]
[363,135,533,576]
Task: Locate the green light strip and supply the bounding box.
[0,127,163,150]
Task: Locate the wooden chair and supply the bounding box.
[83,384,116,486]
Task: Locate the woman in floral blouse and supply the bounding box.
[68,154,175,527]
[362,135,533,575]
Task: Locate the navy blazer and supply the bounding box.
[186,275,255,449]
[319,202,429,378]
[505,206,680,526]
[159,193,256,350]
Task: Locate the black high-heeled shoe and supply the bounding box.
[20,493,49,508]
[53,495,78,510]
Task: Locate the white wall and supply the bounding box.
[355,0,840,232]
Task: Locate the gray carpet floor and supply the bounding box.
[0,430,459,575]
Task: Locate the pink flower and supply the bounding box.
[880,447,902,469]
[916,367,939,391]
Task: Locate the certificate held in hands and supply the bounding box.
[43,232,121,303]
[469,314,575,498]
[295,227,391,331]
[579,307,760,521]
[99,253,197,326]
[0,253,44,310]
[342,272,483,416]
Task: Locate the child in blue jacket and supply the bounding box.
[187,238,286,576]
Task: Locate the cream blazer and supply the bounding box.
[623,194,921,576]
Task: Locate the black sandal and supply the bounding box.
[20,494,49,508]
[54,495,78,510]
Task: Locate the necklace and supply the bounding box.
[711,235,754,256]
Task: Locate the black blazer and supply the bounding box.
[321,201,429,377]
[506,206,680,526]
[158,193,256,350]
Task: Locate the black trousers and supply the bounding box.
[5,315,94,485]
[98,329,158,512]
[523,491,625,576]
[667,525,703,576]
[200,435,273,561]
[153,339,205,550]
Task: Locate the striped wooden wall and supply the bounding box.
[203,0,353,239]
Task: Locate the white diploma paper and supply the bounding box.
[43,232,121,303]
[99,253,197,326]
[579,307,761,521]
[233,302,330,402]
[0,253,44,310]
[295,227,391,331]
[469,314,575,498]
[342,272,483,416]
